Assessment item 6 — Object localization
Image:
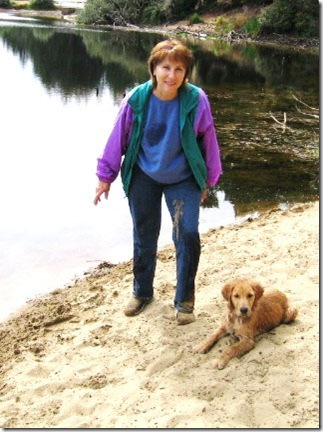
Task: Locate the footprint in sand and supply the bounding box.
[146,349,183,376]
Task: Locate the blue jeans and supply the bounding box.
[128,166,202,313]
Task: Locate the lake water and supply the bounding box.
[0,13,319,322]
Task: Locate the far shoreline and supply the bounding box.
[0,7,319,53]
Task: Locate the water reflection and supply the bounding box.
[0,18,318,213]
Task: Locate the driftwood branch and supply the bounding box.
[226,29,247,43]
[296,107,319,120]
[269,111,292,132]
[292,94,319,112]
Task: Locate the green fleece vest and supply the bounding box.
[121,80,207,195]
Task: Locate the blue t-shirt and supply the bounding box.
[137,93,191,184]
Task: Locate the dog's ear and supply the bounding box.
[251,281,264,302]
[222,282,234,301]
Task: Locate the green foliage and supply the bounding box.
[243,17,261,35]
[213,16,234,33]
[78,0,319,38]
[141,0,168,24]
[215,0,271,8]
[29,0,56,10]
[11,2,29,8]
[294,0,319,37]
[239,0,272,5]
[0,0,11,8]
[79,0,201,25]
[168,0,199,21]
[77,0,109,24]
[260,0,319,37]
[78,0,153,25]
[260,0,295,34]
[215,0,242,8]
[188,13,204,25]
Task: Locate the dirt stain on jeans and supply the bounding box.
[173,199,184,240]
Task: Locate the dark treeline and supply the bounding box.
[75,0,319,38]
[0,0,318,38]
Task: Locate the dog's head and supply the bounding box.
[221,278,264,318]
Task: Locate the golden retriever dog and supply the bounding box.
[195,278,298,369]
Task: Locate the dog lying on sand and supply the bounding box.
[195,278,298,369]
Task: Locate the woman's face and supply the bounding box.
[153,58,186,100]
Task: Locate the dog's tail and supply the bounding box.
[283,304,298,323]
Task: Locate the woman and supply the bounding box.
[94,39,222,325]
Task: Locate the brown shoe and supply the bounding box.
[124,297,153,317]
[176,311,196,325]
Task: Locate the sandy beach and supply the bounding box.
[0,200,319,428]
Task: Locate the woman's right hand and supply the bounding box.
[94,181,111,205]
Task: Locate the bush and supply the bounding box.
[78,0,151,25]
[77,0,108,24]
[188,13,204,25]
[141,0,168,24]
[232,12,248,28]
[29,0,56,10]
[213,16,234,33]
[260,0,319,37]
[260,0,295,34]
[243,17,261,35]
[294,0,319,37]
[169,0,199,21]
[12,1,29,8]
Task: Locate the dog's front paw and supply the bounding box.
[193,343,210,354]
[212,357,228,370]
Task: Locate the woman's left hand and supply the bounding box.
[94,181,111,205]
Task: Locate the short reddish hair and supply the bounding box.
[148,39,194,88]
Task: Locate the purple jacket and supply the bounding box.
[97,83,222,188]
